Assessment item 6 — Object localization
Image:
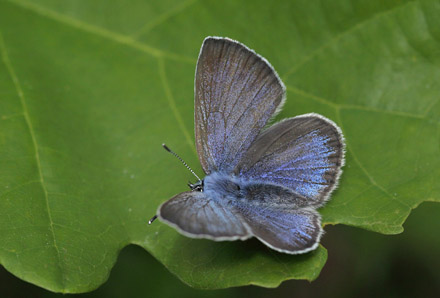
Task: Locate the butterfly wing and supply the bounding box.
[195,37,285,174]
[158,191,250,240]
[240,205,322,254]
[232,182,322,254]
[235,113,345,206]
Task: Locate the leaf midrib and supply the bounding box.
[0,32,65,288]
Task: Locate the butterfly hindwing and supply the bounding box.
[238,205,322,254]
[228,182,322,254]
[235,113,345,206]
[195,37,285,174]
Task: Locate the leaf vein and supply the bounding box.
[282,0,417,79]
[288,84,426,119]
[132,0,199,38]
[6,0,195,64]
[336,109,412,210]
[158,57,196,153]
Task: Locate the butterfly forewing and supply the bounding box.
[195,37,285,174]
[235,113,345,206]
[158,191,250,240]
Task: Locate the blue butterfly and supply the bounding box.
[153,37,345,254]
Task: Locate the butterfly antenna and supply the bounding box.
[162,144,201,181]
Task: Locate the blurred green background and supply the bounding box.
[1,202,439,297]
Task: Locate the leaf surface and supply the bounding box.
[0,0,439,292]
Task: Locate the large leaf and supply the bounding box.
[0,0,439,293]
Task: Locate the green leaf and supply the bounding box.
[0,0,438,293]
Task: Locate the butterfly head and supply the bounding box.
[188,180,204,192]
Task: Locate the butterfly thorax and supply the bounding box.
[202,172,244,202]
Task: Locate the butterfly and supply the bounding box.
[152,37,345,254]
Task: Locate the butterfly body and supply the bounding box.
[203,172,310,210]
[156,37,345,254]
